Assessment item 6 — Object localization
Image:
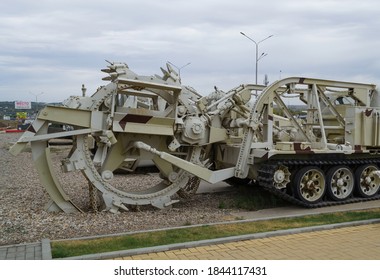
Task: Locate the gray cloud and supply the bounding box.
[1,0,380,102]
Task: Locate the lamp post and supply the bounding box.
[167,61,191,82]
[29,91,44,112]
[240,32,273,85]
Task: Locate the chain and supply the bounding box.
[78,134,194,211]
[88,182,99,212]
[177,146,206,198]
[177,176,201,198]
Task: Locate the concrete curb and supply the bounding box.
[58,218,380,260]
[41,239,52,260]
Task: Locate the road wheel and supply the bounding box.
[355,164,380,198]
[293,166,326,204]
[326,165,354,201]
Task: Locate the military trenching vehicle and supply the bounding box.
[10,62,380,213]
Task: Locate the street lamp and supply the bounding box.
[240,32,273,85]
[29,91,44,112]
[167,61,191,82]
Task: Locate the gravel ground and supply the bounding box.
[0,132,241,246]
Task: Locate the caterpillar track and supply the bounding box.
[257,158,380,208]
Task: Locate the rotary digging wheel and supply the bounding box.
[28,124,205,213]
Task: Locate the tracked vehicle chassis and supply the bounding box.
[258,156,380,208]
[10,62,380,213]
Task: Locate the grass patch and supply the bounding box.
[51,208,380,258]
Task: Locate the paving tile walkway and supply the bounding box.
[115,223,380,260]
[0,243,42,260]
[0,239,51,260]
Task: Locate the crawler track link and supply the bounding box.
[257,158,380,208]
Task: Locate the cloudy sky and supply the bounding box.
[1,0,380,103]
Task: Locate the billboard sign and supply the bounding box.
[15,101,32,109]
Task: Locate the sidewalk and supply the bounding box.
[0,239,51,260]
[113,221,380,260]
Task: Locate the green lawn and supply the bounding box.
[51,208,380,258]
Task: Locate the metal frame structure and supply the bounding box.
[10,62,380,213]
